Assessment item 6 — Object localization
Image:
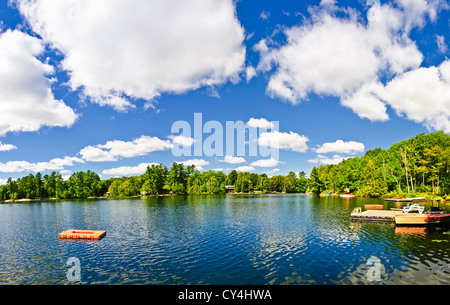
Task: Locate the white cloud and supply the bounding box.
[308,154,350,165]
[79,135,173,162]
[102,163,158,176]
[16,0,246,111]
[396,0,446,31]
[340,81,389,122]
[308,159,320,164]
[78,146,117,162]
[245,66,257,82]
[0,29,78,136]
[219,156,247,164]
[235,166,255,172]
[0,142,17,152]
[258,131,309,152]
[254,1,450,130]
[181,159,209,171]
[376,60,450,133]
[0,156,84,173]
[436,34,448,54]
[250,158,280,167]
[168,135,195,147]
[314,140,365,154]
[260,10,270,20]
[267,168,280,175]
[247,118,275,129]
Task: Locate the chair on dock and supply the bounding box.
[402,204,424,214]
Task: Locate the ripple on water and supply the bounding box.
[2,196,450,284]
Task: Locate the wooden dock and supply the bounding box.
[351,207,403,222]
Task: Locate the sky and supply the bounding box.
[0,0,449,182]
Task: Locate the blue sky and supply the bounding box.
[0,0,449,182]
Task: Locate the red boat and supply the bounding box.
[394,213,450,226]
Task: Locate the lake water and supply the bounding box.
[1,194,450,285]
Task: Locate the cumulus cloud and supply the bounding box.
[15,0,246,111]
[254,0,450,131]
[308,154,350,165]
[258,131,309,152]
[435,34,447,54]
[314,140,365,154]
[377,60,450,133]
[78,146,117,162]
[0,142,18,152]
[247,118,275,129]
[180,159,209,171]
[235,166,255,172]
[250,158,281,167]
[102,163,158,176]
[0,29,78,136]
[219,156,247,164]
[168,135,196,147]
[0,156,84,173]
[245,66,257,82]
[79,135,173,162]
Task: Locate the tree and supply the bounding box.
[284,172,298,193]
[226,170,238,186]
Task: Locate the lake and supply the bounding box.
[1,194,450,285]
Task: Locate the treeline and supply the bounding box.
[108,163,309,196]
[0,171,110,201]
[0,164,309,201]
[309,131,450,197]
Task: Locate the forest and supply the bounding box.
[309,131,450,197]
[0,131,448,201]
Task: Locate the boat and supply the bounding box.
[340,194,354,199]
[59,229,107,240]
[319,192,333,197]
[394,213,450,226]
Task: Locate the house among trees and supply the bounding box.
[225,185,235,192]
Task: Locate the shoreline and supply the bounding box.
[1,192,447,204]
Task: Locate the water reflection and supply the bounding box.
[1,195,450,284]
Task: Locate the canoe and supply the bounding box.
[394,214,450,226]
[365,204,384,210]
[59,229,106,240]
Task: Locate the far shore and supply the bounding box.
[1,192,448,204]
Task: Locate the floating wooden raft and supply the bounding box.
[364,204,384,210]
[59,229,106,240]
[351,207,403,222]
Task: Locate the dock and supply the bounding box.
[351,207,403,222]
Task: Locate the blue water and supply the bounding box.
[1,194,450,285]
